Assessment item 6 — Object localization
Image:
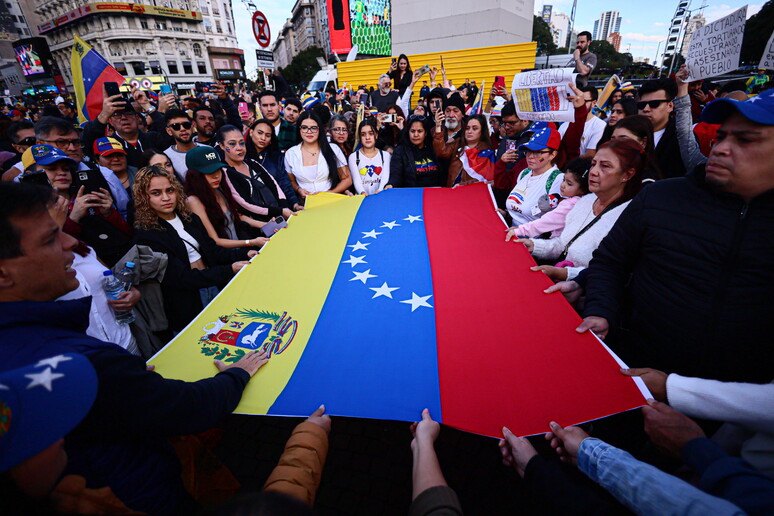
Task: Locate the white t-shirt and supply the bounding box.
[164,143,204,180]
[167,215,202,263]
[348,149,391,195]
[558,115,607,154]
[653,127,666,148]
[506,166,564,227]
[284,143,347,194]
[57,248,138,355]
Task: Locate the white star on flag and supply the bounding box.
[380,221,400,229]
[370,281,399,299]
[347,241,370,252]
[350,269,377,284]
[35,355,72,370]
[0,383,8,390]
[342,255,367,267]
[400,292,433,312]
[25,367,64,392]
[362,229,383,239]
[404,215,423,223]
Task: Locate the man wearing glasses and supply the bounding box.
[637,78,685,178]
[1,120,35,180]
[163,109,203,180]
[82,87,172,168]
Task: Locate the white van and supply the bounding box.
[307,66,337,93]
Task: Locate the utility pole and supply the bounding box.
[566,0,578,48]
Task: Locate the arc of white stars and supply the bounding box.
[403,215,422,223]
[380,221,400,229]
[370,282,399,299]
[400,292,433,312]
[347,241,370,252]
[342,255,367,267]
[350,269,377,284]
[362,229,383,239]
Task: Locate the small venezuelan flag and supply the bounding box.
[149,184,648,438]
[70,36,125,124]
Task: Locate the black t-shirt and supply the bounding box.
[370,90,400,112]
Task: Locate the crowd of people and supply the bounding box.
[1,33,773,515]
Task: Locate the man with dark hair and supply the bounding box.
[283,97,303,125]
[0,181,270,513]
[258,90,299,152]
[637,78,685,178]
[163,108,202,179]
[193,106,218,146]
[81,87,173,168]
[568,31,597,88]
[1,120,35,178]
[56,101,78,126]
[579,89,774,384]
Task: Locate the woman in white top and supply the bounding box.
[348,119,391,195]
[516,138,646,282]
[284,111,352,201]
[505,126,565,227]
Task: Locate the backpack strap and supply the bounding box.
[519,168,532,182]
[544,168,562,195]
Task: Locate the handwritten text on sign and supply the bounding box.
[760,30,774,71]
[686,6,747,82]
[511,68,577,123]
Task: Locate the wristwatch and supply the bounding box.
[142,106,157,116]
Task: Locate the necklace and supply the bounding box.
[302,147,318,157]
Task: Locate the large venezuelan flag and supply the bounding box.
[70,36,125,124]
[150,184,649,437]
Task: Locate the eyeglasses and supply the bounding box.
[408,114,426,121]
[330,127,348,133]
[111,112,137,119]
[41,138,81,149]
[637,99,670,110]
[17,137,36,146]
[503,121,521,127]
[168,121,192,130]
[300,126,320,133]
[525,149,552,157]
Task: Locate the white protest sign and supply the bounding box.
[511,68,578,123]
[685,6,747,82]
[760,30,774,71]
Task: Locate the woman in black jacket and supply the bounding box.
[387,54,413,96]
[132,166,254,333]
[387,115,444,188]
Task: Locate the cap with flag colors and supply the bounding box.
[94,137,126,156]
[148,183,650,438]
[0,354,97,472]
[70,35,126,124]
[302,95,320,110]
[21,145,76,170]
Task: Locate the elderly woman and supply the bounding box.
[516,138,645,282]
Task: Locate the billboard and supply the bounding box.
[327,0,352,54]
[38,2,202,34]
[0,0,15,42]
[542,5,552,24]
[351,0,391,55]
[13,38,53,78]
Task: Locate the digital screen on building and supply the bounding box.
[350,0,391,55]
[13,38,50,77]
[327,0,352,54]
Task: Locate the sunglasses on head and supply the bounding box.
[169,121,193,130]
[17,137,36,146]
[637,99,670,110]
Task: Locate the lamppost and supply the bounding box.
[654,40,664,76]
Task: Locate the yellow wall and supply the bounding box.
[338,42,537,93]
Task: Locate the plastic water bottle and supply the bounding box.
[115,261,136,291]
[103,270,135,324]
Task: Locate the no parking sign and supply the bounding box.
[252,11,270,48]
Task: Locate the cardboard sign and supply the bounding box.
[685,6,747,82]
[511,68,578,122]
[760,30,774,71]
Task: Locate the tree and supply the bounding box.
[741,0,774,65]
[532,16,557,56]
[280,46,325,88]
[589,40,633,71]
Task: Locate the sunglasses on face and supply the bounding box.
[17,137,36,146]
[637,99,670,110]
[169,121,192,130]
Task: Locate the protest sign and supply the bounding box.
[760,30,774,71]
[511,68,577,123]
[685,6,747,82]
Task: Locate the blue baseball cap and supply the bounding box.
[701,88,774,126]
[21,144,76,171]
[0,354,97,472]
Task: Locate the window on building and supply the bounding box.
[162,42,174,54]
[156,22,167,30]
[204,19,212,32]
[306,27,313,34]
[145,42,157,55]
[140,20,148,29]
[150,60,162,74]
[178,43,188,56]
[167,60,179,74]
[192,43,202,57]
[232,59,239,69]
[131,61,147,74]
[108,43,122,56]
[182,61,193,74]
[215,20,222,33]
[197,61,207,73]
[114,62,128,75]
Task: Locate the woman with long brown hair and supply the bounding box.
[132,165,253,332]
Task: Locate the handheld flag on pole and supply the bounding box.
[470,80,485,115]
[70,35,125,124]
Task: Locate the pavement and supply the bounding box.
[216,414,532,515]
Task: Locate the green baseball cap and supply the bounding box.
[185,145,226,174]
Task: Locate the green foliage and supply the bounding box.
[532,16,558,56]
[557,47,570,54]
[225,348,246,363]
[234,308,281,321]
[281,46,326,87]
[741,0,774,64]
[589,40,634,70]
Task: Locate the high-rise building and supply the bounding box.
[271,18,296,70]
[592,11,621,41]
[607,32,621,52]
[680,13,705,56]
[662,0,690,67]
[550,12,570,48]
[19,0,245,94]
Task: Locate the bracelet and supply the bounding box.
[245,240,250,246]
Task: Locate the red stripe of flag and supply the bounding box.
[423,183,646,438]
